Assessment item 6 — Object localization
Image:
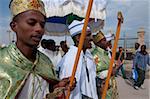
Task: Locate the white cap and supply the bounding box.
[98,70,108,79]
[105,33,114,41]
[68,19,90,37]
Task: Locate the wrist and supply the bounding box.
[53,83,60,89]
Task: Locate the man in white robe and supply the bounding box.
[57,20,98,99]
[38,39,62,70]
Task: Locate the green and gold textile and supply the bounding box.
[92,46,118,99]
[0,43,58,99]
[92,47,110,76]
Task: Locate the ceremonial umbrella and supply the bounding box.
[42,0,107,36]
[43,0,107,18]
[45,13,105,36]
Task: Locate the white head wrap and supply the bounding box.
[105,33,114,41]
[68,19,90,37]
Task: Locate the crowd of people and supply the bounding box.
[0,0,149,99]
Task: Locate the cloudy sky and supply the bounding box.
[0,0,149,47]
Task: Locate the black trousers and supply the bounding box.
[134,67,145,87]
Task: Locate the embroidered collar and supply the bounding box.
[8,43,39,71]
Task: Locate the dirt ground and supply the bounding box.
[116,60,150,99]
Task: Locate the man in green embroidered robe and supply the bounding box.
[0,0,75,99]
[91,31,118,99]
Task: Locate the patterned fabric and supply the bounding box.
[93,31,105,43]
[92,47,110,76]
[0,43,58,99]
[92,47,118,99]
[110,76,119,99]
[9,0,46,16]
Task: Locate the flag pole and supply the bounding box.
[101,11,124,99]
[66,0,93,98]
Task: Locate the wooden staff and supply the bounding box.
[66,0,94,99]
[101,11,124,99]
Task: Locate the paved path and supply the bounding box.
[116,76,149,99]
[116,61,150,99]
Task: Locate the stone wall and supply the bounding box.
[137,27,145,45]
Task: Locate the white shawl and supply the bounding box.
[81,49,98,99]
[57,46,98,99]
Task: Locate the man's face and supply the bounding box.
[135,43,140,50]
[107,41,112,49]
[83,31,93,50]
[141,45,146,52]
[61,42,68,52]
[12,10,45,47]
[47,43,56,51]
[119,47,123,52]
[97,38,108,50]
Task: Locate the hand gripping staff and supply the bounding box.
[102,11,124,99]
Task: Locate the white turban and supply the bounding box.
[68,20,90,37]
[105,33,114,41]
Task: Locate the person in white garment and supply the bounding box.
[39,39,62,70]
[38,39,47,51]
[105,33,114,59]
[60,40,69,56]
[57,20,98,99]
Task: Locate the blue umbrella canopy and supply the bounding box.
[45,13,104,36]
[42,0,107,36]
